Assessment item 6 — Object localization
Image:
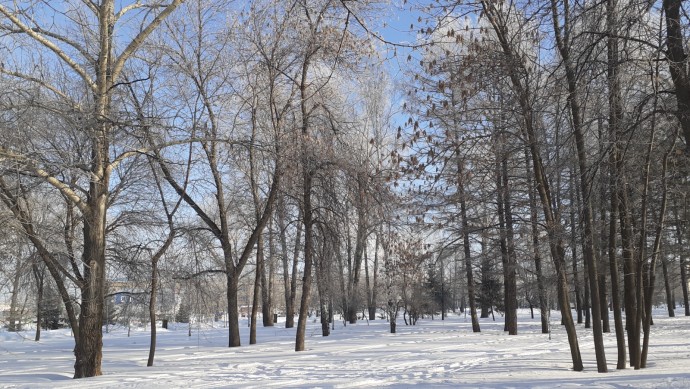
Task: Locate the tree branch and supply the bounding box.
[0,147,90,216]
[111,0,185,81]
[0,4,96,92]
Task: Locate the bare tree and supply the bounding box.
[0,0,183,377]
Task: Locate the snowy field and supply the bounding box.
[1,310,689,388]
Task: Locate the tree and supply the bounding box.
[147,0,281,348]
[0,0,183,377]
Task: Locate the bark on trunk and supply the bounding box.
[279,201,301,329]
[8,253,23,332]
[295,170,314,351]
[620,187,640,368]
[315,239,330,337]
[261,231,274,327]
[32,264,44,341]
[570,172,583,325]
[495,145,516,335]
[663,0,690,154]
[458,159,480,332]
[501,156,518,335]
[74,198,107,378]
[480,233,491,319]
[661,257,675,317]
[366,234,379,321]
[227,272,241,347]
[296,50,315,351]
[346,172,368,324]
[526,150,548,334]
[250,236,263,345]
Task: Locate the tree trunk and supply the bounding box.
[608,183,626,369]
[250,236,263,345]
[458,159,480,333]
[570,171,583,325]
[315,238,330,337]
[661,256,675,317]
[147,259,159,366]
[584,271,591,329]
[526,150,548,334]
[74,193,108,378]
[261,230,274,327]
[673,201,690,316]
[641,129,675,367]
[367,234,379,321]
[663,0,690,154]
[480,232,491,319]
[549,0,607,370]
[682,250,690,317]
[620,187,640,368]
[8,253,23,332]
[227,272,241,347]
[501,156,518,335]
[32,264,44,341]
[606,0,627,368]
[296,50,315,351]
[481,0,583,370]
[279,201,301,329]
[495,143,516,335]
[295,169,314,351]
[346,172,368,324]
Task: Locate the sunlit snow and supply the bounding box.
[1,309,689,388]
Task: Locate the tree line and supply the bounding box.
[0,0,688,380]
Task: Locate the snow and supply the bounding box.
[1,310,689,388]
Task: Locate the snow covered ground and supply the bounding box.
[1,310,689,388]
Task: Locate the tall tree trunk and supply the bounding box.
[459,159,480,332]
[481,0,583,370]
[681,250,690,317]
[296,50,315,352]
[663,0,690,154]
[495,140,516,334]
[261,220,276,327]
[606,0,627,368]
[295,168,314,351]
[549,0,607,371]
[75,192,108,378]
[346,172,368,324]
[8,252,23,332]
[584,271,591,329]
[279,201,301,329]
[496,151,509,332]
[315,236,331,337]
[32,263,44,341]
[597,120,611,334]
[526,150,548,333]
[250,235,263,345]
[502,155,518,335]
[608,173,626,369]
[661,255,675,317]
[480,232,491,319]
[641,130,676,367]
[226,271,242,347]
[570,171,583,324]
[674,201,690,316]
[261,231,274,327]
[620,187,640,368]
[147,259,159,366]
[366,234,379,321]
